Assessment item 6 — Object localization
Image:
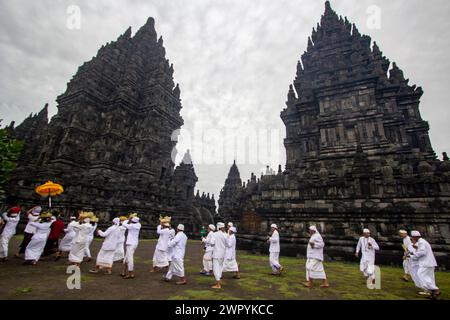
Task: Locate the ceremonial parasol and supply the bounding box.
[35,181,64,208]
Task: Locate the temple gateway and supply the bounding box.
[218,2,450,267]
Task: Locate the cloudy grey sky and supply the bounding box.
[1,0,450,201]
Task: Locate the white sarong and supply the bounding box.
[166,258,185,279]
[96,249,115,268]
[223,259,239,272]
[69,243,86,263]
[213,258,224,281]
[59,233,75,252]
[25,235,47,261]
[203,251,213,272]
[360,258,375,277]
[153,249,169,268]
[0,234,14,258]
[113,242,125,262]
[270,252,281,272]
[417,266,439,291]
[306,258,326,280]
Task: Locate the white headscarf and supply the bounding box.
[113,218,120,225]
[363,228,370,234]
[230,226,237,233]
[309,226,317,232]
[208,224,216,231]
[32,207,42,216]
[131,217,140,223]
[411,231,421,237]
[217,222,225,229]
[271,224,278,229]
[177,224,185,231]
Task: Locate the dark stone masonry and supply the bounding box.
[218,2,450,268]
[6,18,215,235]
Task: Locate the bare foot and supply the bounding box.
[302,282,312,288]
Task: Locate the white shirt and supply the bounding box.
[1,212,20,238]
[403,236,414,255]
[117,225,127,244]
[225,234,237,260]
[202,231,215,253]
[156,225,172,251]
[410,238,437,268]
[168,231,188,260]
[307,232,325,261]
[87,223,97,239]
[356,236,380,263]
[98,225,121,251]
[73,223,93,244]
[123,221,141,246]
[212,231,227,259]
[269,230,280,253]
[29,220,54,240]
[24,214,40,234]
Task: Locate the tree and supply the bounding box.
[0,121,23,197]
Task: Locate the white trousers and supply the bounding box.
[270,252,281,272]
[403,258,411,275]
[213,258,224,281]
[124,244,137,271]
[0,234,13,258]
[84,236,94,258]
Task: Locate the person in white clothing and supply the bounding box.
[167,226,176,264]
[69,218,94,266]
[55,216,77,260]
[410,230,440,299]
[0,206,21,262]
[121,216,141,279]
[113,216,128,262]
[399,230,413,282]
[222,226,240,279]
[200,224,216,275]
[84,218,98,261]
[90,218,122,275]
[24,212,55,265]
[164,224,188,285]
[211,222,228,289]
[267,224,284,275]
[151,222,172,272]
[355,228,380,284]
[16,206,42,257]
[303,226,329,288]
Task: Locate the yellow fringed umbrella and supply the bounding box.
[35,181,64,208]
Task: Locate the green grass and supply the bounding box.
[172,251,450,300]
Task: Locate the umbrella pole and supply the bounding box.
[49,196,52,208]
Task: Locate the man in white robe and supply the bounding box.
[69,218,94,266]
[84,218,98,261]
[90,218,122,275]
[122,216,141,279]
[303,226,329,288]
[200,224,215,276]
[355,228,380,284]
[211,222,227,289]
[55,216,77,260]
[113,216,128,262]
[16,206,41,257]
[223,226,240,279]
[167,226,176,264]
[164,224,188,285]
[0,207,21,262]
[24,213,55,265]
[151,222,171,272]
[410,230,440,299]
[267,224,284,275]
[399,230,413,282]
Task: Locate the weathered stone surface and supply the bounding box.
[219,1,450,267]
[7,18,215,234]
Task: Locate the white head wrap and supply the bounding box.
[309,226,317,232]
[177,224,185,231]
[217,222,225,229]
[131,217,140,223]
[113,217,120,225]
[208,224,216,231]
[271,224,278,229]
[399,230,408,235]
[363,228,370,234]
[411,231,421,237]
[32,207,42,216]
[230,226,237,233]
[70,216,77,220]
[228,222,234,227]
